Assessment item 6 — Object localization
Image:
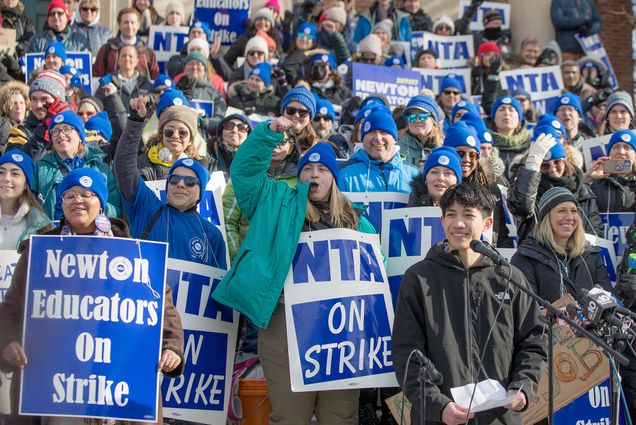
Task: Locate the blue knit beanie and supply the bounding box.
[532,124,562,143]
[404,95,440,122]
[85,111,112,142]
[297,142,339,184]
[536,114,565,136]
[249,62,272,86]
[361,109,398,141]
[355,103,390,125]
[281,86,317,119]
[167,158,210,203]
[423,147,463,183]
[0,150,35,190]
[537,187,579,221]
[443,121,480,154]
[606,129,636,154]
[58,168,108,211]
[360,95,389,109]
[49,111,85,144]
[315,98,336,121]
[439,74,462,93]
[541,140,567,162]
[45,41,66,61]
[311,52,337,69]
[491,95,522,122]
[189,21,211,41]
[59,65,82,88]
[152,74,174,92]
[553,92,583,117]
[459,111,493,145]
[156,89,190,118]
[297,22,318,41]
[451,100,479,123]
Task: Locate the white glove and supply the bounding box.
[525,133,557,171]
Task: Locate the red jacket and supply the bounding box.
[92,36,159,79]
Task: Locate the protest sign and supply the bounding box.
[582,135,610,171]
[353,62,421,108]
[575,34,619,90]
[414,67,472,96]
[343,192,409,235]
[458,1,511,31]
[20,236,168,421]
[149,25,189,74]
[498,185,517,247]
[284,229,397,391]
[585,234,617,282]
[499,65,564,116]
[162,259,238,424]
[600,212,634,260]
[190,99,214,117]
[26,52,93,95]
[0,28,16,56]
[194,0,250,46]
[411,32,474,69]
[0,250,19,303]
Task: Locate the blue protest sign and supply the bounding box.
[191,99,214,117]
[284,229,397,391]
[500,66,564,116]
[411,32,474,69]
[414,67,472,96]
[582,135,610,170]
[575,34,619,90]
[585,234,617,282]
[600,212,634,260]
[162,259,238,424]
[458,1,511,31]
[0,250,19,303]
[26,52,93,95]
[352,62,421,108]
[343,192,409,235]
[20,235,168,421]
[194,0,251,46]
[149,25,189,74]
[554,380,625,424]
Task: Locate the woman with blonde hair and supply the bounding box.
[0,81,29,153]
[511,186,610,302]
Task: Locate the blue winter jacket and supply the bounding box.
[26,28,89,53]
[338,148,418,193]
[353,8,411,43]
[550,0,601,53]
[70,21,113,57]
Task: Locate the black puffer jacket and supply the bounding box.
[590,176,636,213]
[393,241,547,424]
[508,165,604,241]
[407,174,435,207]
[228,83,280,116]
[510,237,611,303]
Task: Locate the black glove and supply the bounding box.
[488,53,502,75]
[271,66,288,86]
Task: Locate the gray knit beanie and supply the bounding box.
[604,91,635,122]
[537,187,579,221]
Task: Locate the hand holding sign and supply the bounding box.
[158,348,181,373]
[2,341,27,368]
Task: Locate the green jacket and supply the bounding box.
[33,145,122,220]
[213,123,375,329]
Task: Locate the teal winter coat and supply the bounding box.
[213,123,375,329]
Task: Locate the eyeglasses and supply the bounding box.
[457,150,479,160]
[406,113,432,123]
[49,10,65,17]
[163,128,190,139]
[313,115,332,122]
[540,159,564,172]
[50,126,75,138]
[168,174,200,187]
[443,90,461,96]
[62,189,97,203]
[223,121,250,132]
[359,53,377,63]
[80,7,98,12]
[297,33,314,41]
[247,50,265,57]
[285,106,310,118]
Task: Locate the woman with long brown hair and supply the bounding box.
[279,86,318,155]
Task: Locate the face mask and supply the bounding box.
[483,27,502,39]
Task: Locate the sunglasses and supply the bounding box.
[163,128,190,139]
[297,33,314,41]
[80,7,98,12]
[443,90,461,96]
[224,121,249,132]
[285,106,310,118]
[457,150,479,160]
[406,113,432,123]
[360,53,377,61]
[49,10,66,17]
[313,115,332,122]
[168,174,200,187]
[247,50,265,57]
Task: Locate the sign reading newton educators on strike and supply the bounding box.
[20,236,168,421]
[500,65,564,116]
[575,33,619,90]
[411,32,474,69]
[343,192,409,235]
[414,67,472,96]
[284,229,398,391]
[26,52,92,95]
[149,25,189,74]
[458,1,511,31]
[162,259,238,424]
[352,63,421,108]
[194,0,250,46]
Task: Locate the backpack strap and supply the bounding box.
[140,205,164,240]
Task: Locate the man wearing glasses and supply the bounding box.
[27,0,88,53]
[436,75,464,132]
[70,0,114,57]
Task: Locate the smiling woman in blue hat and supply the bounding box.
[397,94,444,170]
[489,95,532,176]
[214,116,376,423]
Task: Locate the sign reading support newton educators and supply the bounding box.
[411,32,474,69]
[284,229,397,391]
[458,1,511,31]
[499,65,564,116]
[20,236,168,421]
[162,259,238,424]
[343,192,409,235]
[414,67,472,96]
[26,52,92,95]
[352,63,421,108]
[194,0,250,46]
[149,25,189,74]
[575,34,619,90]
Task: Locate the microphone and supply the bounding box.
[469,240,507,265]
[413,350,444,386]
[580,287,627,330]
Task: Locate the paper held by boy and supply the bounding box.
[450,379,520,413]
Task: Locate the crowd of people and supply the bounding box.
[0,0,635,423]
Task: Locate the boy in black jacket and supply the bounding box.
[392,181,547,424]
